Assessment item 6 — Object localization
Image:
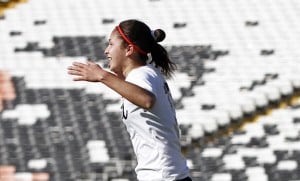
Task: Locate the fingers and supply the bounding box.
[67,62,85,81]
[67,62,87,72]
[68,69,84,81]
[67,61,101,82]
[73,76,84,81]
[67,61,87,74]
[67,69,80,76]
[67,65,81,75]
[72,62,87,68]
[69,61,98,70]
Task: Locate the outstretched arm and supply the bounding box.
[67,61,156,109]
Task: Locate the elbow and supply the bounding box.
[143,94,156,109]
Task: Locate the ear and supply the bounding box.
[125,44,134,56]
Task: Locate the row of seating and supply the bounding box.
[186,100,300,181]
[0,78,136,180]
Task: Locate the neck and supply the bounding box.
[122,58,146,78]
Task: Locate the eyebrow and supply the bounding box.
[106,39,111,45]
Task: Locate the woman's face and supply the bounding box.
[104,30,127,75]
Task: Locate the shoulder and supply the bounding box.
[126,64,163,92]
[127,64,159,81]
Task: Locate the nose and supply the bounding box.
[104,46,109,56]
[104,48,108,55]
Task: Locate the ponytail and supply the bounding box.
[150,29,176,78]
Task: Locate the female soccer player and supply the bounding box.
[68,19,191,181]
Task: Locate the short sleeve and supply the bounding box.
[125,66,158,96]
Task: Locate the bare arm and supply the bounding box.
[67,61,156,109]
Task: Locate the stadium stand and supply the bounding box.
[0,0,300,180]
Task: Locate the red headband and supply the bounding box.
[116,25,147,55]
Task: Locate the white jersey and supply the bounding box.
[122,64,190,181]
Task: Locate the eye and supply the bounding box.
[105,42,110,46]
[106,39,113,46]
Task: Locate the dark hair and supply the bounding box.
[117,19,176,77]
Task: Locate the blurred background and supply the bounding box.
[0,0,300,180]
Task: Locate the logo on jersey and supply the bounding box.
[121,103,128,120]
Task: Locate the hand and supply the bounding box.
[67,61,104,82]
